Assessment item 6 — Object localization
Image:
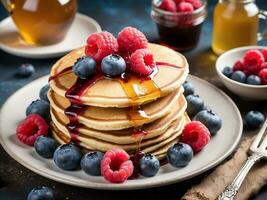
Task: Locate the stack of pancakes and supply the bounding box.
[48,43,189,159]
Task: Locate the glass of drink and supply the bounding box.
[1,0,77,46]
[151,0,207,51]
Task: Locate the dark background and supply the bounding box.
[0,0,267,199]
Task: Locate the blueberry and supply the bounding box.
[101,54,126,77]
[167,142,193,168]
[245,111,265,129]
[246,75,262,85]
[194,110,222,135]
[231,71,246,83]
[222,66,233,78]
[26,99,50,119]
[80,151,104,176]
[53,143,81,170]
[186,94,205,117]
[27,186,54,200]
[182,81,195,96]
[34,136,58,158]
[73,56,96,79]
[139,154,160,177]
[39,84,50,103]
[16,63,35,78]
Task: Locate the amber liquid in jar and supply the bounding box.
[10,0,77,45]
[212,0,259,55]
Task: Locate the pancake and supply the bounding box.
[51,114,187,152]
[51,114,190,160]
[50,94,187,144]
[48,40,190,160]
[49,43,189,108]
[48,88,184,130]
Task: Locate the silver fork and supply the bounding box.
[218,118,267,200]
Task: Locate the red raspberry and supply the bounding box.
[243,64,261,75]
[16,114,49,146]
[259,68,267,84]
[261,49,267,61]
[233,60,251,75]
[180,121,211,153]
[177,2,194,12]
[101,149,133,183]
[117,27,148,54]
[261,62,267,69]
[159,0,177,12]
[174,0,184,4]
[233,60,244,71]
[85,31,118,62]
[243,50,264,74]
[185,0,202,9]
[129,49,156,76]
[174,0,184,3]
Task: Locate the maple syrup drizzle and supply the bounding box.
[119,67,161,126]
[118,67,163,177]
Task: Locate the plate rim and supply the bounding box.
[0,75,243,190]
[0,13,101,59]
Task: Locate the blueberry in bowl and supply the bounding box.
[246,75,261,85]
[222,66,233,78]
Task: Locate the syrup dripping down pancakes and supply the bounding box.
[49,43,189,159]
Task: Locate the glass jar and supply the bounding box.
[212,0,267,55]
[151,0,207,51]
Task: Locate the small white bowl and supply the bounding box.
[216,46,267,101]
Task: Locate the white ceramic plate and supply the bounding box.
[0,13,101,59]
[0,75,242,190]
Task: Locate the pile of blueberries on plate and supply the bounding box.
[182,81,222,135]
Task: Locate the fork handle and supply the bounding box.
[217,154,262,200]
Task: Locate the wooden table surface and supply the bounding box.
[0,0,267,199]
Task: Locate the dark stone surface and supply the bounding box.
[0,0,267,199]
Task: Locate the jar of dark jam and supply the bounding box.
[151,0,207,51]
